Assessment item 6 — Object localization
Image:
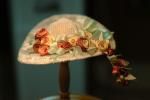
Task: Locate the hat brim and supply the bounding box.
[18,14,116,65]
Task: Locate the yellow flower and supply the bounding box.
[90,39,97,45]
[84,31,92,38]
[68,35,79,46]
[95,40,109,51]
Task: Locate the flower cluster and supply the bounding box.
[105,48,136,85]
[33,28,110,56]
[33,28,50,56]
[57,37,90,53]
[57,36,110,54]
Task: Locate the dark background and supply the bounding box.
[0,0,16,100]
[0,0,150,100]
[86,0,150,100]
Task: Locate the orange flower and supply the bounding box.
[35,28,49,39]
[33,42,41,53]
[39,36,50,45]
[38,45,49,56]
[33,28,51,56]
[76,37,89,51]
[33,43,49,56]
[57,40,72,50]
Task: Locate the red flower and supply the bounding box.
[76,37,89,52]
[57,40,72,50]
[105,48,115,56]
[35,28,49,40]
[112,66,120,74]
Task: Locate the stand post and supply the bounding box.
[59,62,70,100]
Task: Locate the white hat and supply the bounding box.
[18,14,115,64]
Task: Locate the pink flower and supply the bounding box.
[117,59,129,67]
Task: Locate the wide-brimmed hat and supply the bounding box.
[18,14,115,64]
[18,14,136,84]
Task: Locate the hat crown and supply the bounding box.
[47,18,80,37]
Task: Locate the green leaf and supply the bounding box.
[92,30,101,40]
[103,31,113,40]
[87,47,97,55]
